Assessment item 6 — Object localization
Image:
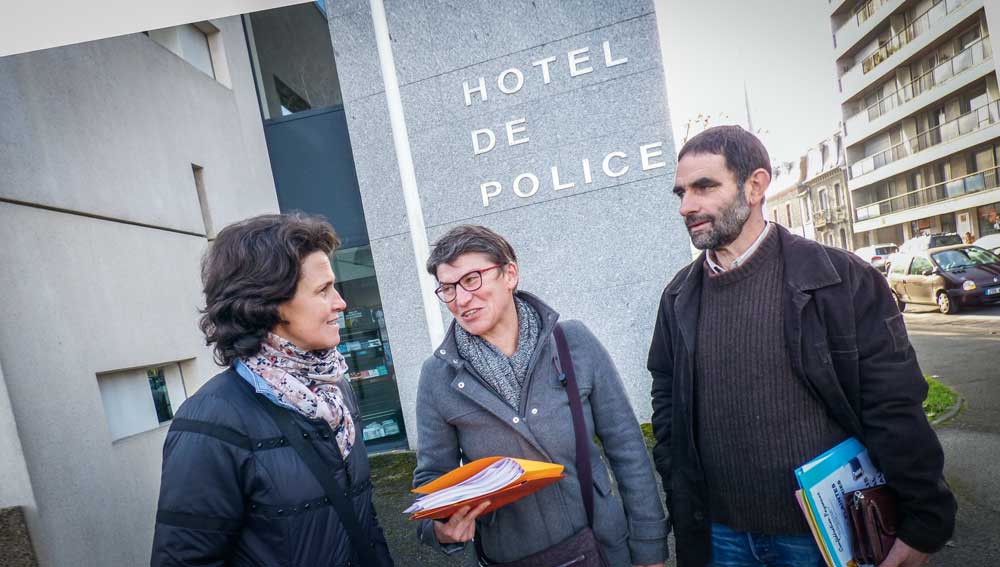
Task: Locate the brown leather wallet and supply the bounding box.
[848,485,898,565]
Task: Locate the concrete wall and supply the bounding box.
[0,16,277,567]
[0,363,35,511]
[250,3,344,119]
[328,0,685,444]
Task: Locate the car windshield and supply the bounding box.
[931,247,1000,270]
[875,246,898,255]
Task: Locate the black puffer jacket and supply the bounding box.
[151,368,393,567]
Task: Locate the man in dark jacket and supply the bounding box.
[648,126,956,567]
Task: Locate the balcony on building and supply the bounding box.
[844,26,992,145]
[847,79,1000,189]
[852,141,1000,232]
[831,0,857,16]
[832,0,907,59]
[813,206,853,229]
[836,0,983,102]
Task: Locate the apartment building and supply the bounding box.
[831,0,1000,247]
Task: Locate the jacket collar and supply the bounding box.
[433,290,559,369]
[773,224,842,291]
[666,223,841,298]
[432,291,559,461]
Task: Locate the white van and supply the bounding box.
[854,243,899,272]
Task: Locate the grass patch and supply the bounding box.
[641,422,655,450]
[924,375,958,422]
[369,450,418,482]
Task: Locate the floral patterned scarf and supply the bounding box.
[242,333,356,458]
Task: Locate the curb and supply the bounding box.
[931,395,965,427]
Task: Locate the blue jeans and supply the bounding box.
[710,523,825,567]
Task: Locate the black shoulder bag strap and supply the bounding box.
[254,396,379,566]
[553,324,595,528]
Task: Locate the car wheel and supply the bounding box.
[893,292,906,312]
[937,291,958,315]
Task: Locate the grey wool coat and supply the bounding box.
[413,291,668,565]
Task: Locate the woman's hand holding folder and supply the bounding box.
[433,500,491,544]
[407,457,565,521]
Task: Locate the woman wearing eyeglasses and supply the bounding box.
[412,225,667,567]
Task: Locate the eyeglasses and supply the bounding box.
[434,264,505,303]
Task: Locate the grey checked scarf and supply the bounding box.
[455,296,541,409]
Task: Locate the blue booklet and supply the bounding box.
[794,437,886,567]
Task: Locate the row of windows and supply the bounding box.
[857,19,987,116]
[769,182,846,226]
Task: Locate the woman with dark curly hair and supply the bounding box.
[151,213,394,567]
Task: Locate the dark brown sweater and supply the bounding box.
[695,227,847,534]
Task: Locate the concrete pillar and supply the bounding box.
[326,0,684,442]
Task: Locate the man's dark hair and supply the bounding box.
[426,225,517,278]
[678,125,772,188]
[199,213,340,366]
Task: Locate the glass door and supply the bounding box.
[332,245,408,452]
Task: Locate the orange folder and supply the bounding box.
[408,456,565,520]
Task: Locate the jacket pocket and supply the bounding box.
[828,334,859,360]
[590,467,628,548]
[591,461,613,497]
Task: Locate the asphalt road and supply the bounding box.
[902,303,1000,565]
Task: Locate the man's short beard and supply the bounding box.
[686,189,751,250]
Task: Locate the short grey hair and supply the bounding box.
[426,225,517,278]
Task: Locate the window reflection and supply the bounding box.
[333,246,408,451]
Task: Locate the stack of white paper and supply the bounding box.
[405,458,524,513]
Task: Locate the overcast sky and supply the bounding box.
[655,0,843,164]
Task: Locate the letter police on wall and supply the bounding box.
[460,40,666,207]
[478,143,666,207]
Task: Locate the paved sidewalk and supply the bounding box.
[904,306,1000,565]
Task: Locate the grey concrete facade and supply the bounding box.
[329,0,686,443]
[0,2,683,564]
[0,363,34,512]
[0,16,278,567]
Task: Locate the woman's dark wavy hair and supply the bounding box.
[199,213,340,366]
